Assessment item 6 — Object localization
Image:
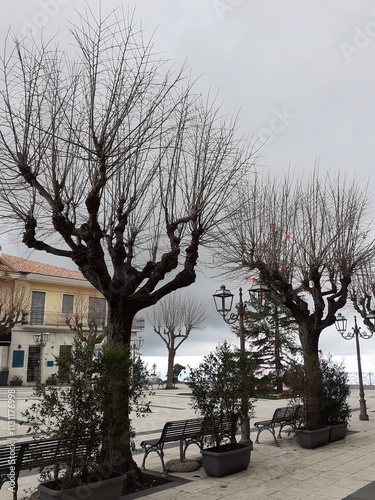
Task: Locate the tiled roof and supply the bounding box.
[0,253,86,281]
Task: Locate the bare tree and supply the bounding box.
[152,292,206,389]
[0,278,30,338]
[349,262,375,330]
[218,168,375,427]
[62,294,106,346]
[0,9,256,476]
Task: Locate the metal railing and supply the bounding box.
[347,372,375,386]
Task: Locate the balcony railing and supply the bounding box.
[22,311,145,332]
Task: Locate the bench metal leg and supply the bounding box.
[255,426,280,447]
[141,446,169,477]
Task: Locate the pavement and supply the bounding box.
[0,385,375,499]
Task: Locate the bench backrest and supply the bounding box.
[20,439,89,470]
[0,438,89,475]
[161,418,205,443]
[272,407,294,423]
[181,418,205,439]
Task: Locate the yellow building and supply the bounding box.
[0,252,144,385]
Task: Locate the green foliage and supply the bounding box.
[241,297,301,391]
[285,355,351,429]
[189,341,270,445]
[173,363,185,378]
[22,337,152,488]
[320,356,351,425]
[95,342,151,470]
[22,337,102,487]
[45,374,58,386]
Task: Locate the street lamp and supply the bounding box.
[335,313,373,421]
[213,283,267,445]
[131,336,144,360]
[33,332,50,383]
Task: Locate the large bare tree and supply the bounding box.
[151,292,206,389]
[0,9,256,476]
[218,169,375,428]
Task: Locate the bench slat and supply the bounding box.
[0,438,90,500]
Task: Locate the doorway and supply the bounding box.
[27,346,40,382]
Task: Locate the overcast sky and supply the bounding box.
[1,1,375,378]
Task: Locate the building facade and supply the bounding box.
[0,252,144,384]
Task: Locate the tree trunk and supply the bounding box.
[100,296,139,477]
[166,346,176,389]
[299,324,323,429]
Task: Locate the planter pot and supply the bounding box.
[295,426,331,449]
[328,422,347,442]
[201,443,251,477]
[38,472,125,500]
[0,371,9,386]
[10,380,22,387]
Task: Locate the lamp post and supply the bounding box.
[335,313,373,421]
[131,336,144,360]
[33,332,50,383]
[213,283,267,445]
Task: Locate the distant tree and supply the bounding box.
[0,279,30,338]
[349,262,375,330]
[0,9,255,478]
[62,294,107,347]
[173,363,186,384]
[152,293,206,389]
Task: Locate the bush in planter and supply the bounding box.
[320,356,351,441]
[10,375,23,386]
[22,338,103,490]
[320,356,351,426]
[188,341,270,476]
[189,341,270,445]
[285,355,351,445]
[22,337,151,497]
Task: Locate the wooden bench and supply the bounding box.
[140,416,235,476]
[254,406,303,446]
[0,438,89,500]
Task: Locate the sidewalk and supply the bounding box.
[0,386,374,499]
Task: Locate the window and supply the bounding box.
[62,294,74,315]
[30,291,46,325]
[12,350,24,368]
[88,297,106,327]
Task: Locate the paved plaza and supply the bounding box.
[0,385,374,499]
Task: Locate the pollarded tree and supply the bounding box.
[349,261,375,330]
[218,169,375,428]
[0,9,256,478]
[151,292,206,389]
[0,278,30,339]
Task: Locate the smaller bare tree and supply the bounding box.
[349,262,375,331]
[0,279,30,338]
[152,293,206,389]
[62,295,107,347]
